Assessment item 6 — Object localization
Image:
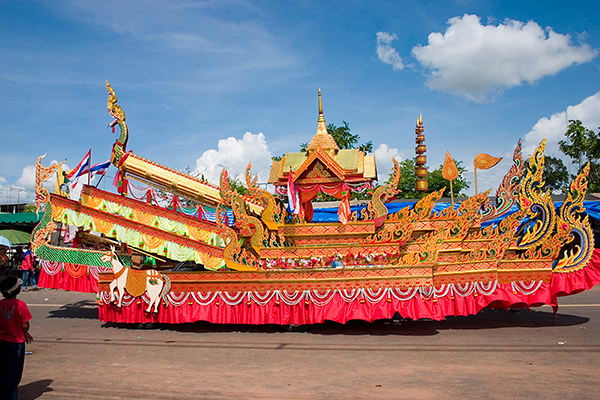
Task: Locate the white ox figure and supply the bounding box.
[101,247,171,313]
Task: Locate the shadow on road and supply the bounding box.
[47,300,99,320]
[100,307,589,336]
[18,379,53,400]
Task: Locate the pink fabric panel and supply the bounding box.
[69,250,600,324]
[38,269,98,293]
[550,249,600,299]
[96,263,599,325]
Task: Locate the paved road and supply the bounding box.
[16,286,600,400]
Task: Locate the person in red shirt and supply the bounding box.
[0,276,33,399]
[20,246,37,292]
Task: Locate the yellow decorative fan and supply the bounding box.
[442,151,459,206]
[473,153,502,194]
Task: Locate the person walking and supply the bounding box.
[0,247,8,278]
[20,246,37,292]
[0,276,33,399]
[11,247,23,271]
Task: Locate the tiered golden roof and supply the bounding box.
[268,89,377,185]
[306,89,339,153]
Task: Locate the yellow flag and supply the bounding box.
[442,151,459,181]
[474,153,502,170]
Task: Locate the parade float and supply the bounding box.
[32,82,600,325]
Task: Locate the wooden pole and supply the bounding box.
[474,165,478,195]
[87,148,92,186]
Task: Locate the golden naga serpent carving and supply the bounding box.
[554,163,594,272]
[32,155,63,252]
[106,81,128,165]
[481,139,524,222]
[244,163,283,230]
[218,169,264,267]
[517,139,555,250]
[34,154,63,212]
[363,158,401,223]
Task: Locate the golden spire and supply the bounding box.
[317,88,327,135]
[415,114,428,193]
[307,89,338,152]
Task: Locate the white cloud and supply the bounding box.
[411,14,598,101]
[374,143,405,182]
[0,177,6,185]
[194,132,272,185]
[376,32,405,71]
[15,165,36,191]
[523,91,600,158]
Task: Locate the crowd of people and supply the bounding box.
[0,245,39,291]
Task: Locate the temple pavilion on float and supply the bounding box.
[268,90,377,222]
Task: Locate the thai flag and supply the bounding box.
[67,150,91,188]
[66,150,91,180]
[90,160,111,178]
[287,168,301,215]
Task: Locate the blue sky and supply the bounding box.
[1,0,599,204]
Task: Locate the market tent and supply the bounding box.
[0,212,41,231]
[0,229,31,244]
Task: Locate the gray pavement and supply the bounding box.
[15,286,600,399]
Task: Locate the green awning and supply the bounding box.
[0,213,42,224]
[0,213,42,231]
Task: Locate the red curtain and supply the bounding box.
[97,250,600,325]
[297,183,348,203]
[38,269,98,293]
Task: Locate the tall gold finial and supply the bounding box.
[415,114,428,193]
[306,89,339,152]
[318,89,325,123]
[316,88,327,135]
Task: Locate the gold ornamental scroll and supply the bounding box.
[442,151,459,206]
[473,153,502,194]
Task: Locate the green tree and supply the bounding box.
[228,176,247,196]
[390,158,470,199]
[524,155,569,194]
[559,119,600,192]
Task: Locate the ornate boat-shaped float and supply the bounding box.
[33,83,600,325]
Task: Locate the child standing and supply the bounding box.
[0,276,33,399]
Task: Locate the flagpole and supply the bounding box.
[95,171,106,188]
[88,147,92,186]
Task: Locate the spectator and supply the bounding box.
[11,247,23,270]
[33,254,41,287]
[21,246,37,292]
[0,247,8,277]
[0,276,33,399]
